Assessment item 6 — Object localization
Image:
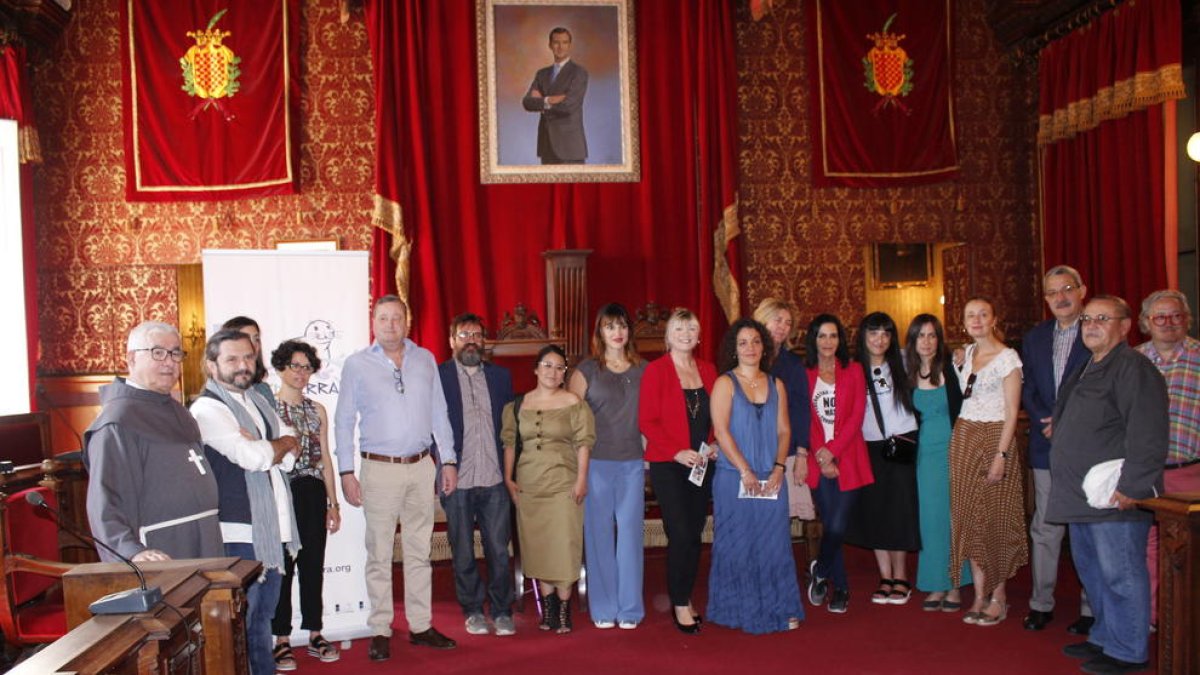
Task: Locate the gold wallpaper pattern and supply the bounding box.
[734,0,1041,339]
[32,0,376,374]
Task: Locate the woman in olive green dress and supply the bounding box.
[502,345,596,634]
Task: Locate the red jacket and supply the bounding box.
[639,354,718,462]
[805,362,873,491]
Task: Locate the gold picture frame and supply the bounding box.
[477,0,640,183]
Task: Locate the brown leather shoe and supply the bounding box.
[409,627,457,650]
[368,635,391,661]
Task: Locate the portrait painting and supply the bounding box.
[478,0,639,183]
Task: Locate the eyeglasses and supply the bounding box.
[1080,314,1127,325]
[961,373,977,399]
[538,361,568,373]
[286,362,314,373]
[133,347,187,363]
[456,330,485,341]
[1044,284,1079,299]
[393,367,405,394]
[1150,312,1187,327]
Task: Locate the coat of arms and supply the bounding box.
[863,13,913,114]
[180,9,241,120]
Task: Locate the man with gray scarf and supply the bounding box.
[192,329,300,675]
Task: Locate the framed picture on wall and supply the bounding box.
[871,243,933,289]
[477,0,640,183]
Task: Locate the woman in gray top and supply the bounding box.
[567,303,647,629]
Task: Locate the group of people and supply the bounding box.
[78,265,1196,675]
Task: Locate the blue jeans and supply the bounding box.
[1069,520,1152,664]
[812,476,858,591]
[439,482,514,618]
[226,542,283,675]
[584,459,645,623]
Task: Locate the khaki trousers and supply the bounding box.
[361,455,436,636]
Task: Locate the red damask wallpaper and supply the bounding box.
[734,0,1041,338]
[31,0,375,374]
[30,0,1040,375]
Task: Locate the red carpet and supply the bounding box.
[305,545,1151,675]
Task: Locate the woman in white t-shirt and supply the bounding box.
[948,297,1028,627]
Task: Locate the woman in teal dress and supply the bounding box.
[707,318,803,634]
[904,314,971,610]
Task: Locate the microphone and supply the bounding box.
[25,491,163,615]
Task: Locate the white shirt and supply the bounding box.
[863,362,918,440]
[813,377,836,443]
[957,346,1022,423]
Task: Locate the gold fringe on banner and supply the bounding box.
[372,193,410,307]
[1037,63,1186,145]
[712,199,741,324]
[18,124,41,164]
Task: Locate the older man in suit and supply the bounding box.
[521,27,588,164]
[438,313,516,636]
[1021,264,1093,634]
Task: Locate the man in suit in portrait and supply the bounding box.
[1021,264,1094,635]
[437,313,516,636]
[522,27,589,164]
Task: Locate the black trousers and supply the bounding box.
[273,476,329,635]
[649,461,713,607]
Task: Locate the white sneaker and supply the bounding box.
[493,615,516,636]
[593,619,616,629]
[618,621,639,630]
[464,614,490,635]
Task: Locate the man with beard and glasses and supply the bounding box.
[191,329,300,675]
[1020,264,1094,635]
[436,313,516,636]
[335,295,458,660]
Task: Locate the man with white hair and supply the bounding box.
[83,321,223,562]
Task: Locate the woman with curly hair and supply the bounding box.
[706,318,802,634]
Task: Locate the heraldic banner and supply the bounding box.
[809,0,958,187]
[122,0,299,201]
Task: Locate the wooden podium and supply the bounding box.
[11,557,259,674]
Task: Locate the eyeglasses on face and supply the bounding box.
[133,347,187,363]
[286,362,314,373]
[456,330,485,341]
[1150,312,1187,327]
[538,361,568,373]
[393,367,405,394]
[961,373,978,399]
[1044,284,1079,299]
[1080,314,1126,325]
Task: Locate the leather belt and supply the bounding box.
[361,449,430,465]
[1164,457,1200,471]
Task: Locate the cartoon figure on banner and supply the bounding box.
[863,13,913,115]
[298,319,346,395]
[181,9,242,121]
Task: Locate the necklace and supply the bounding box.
[918,369,932,380]
[735,370,760,388]
[685,389,702,420]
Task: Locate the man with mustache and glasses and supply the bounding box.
[84,321,224,564]
[1048,295,1167,675]
[436,313,516,637]
[335,295,458,660]
[191,329,300,675]
[1135,289,1200,624]
[1020,264,1094,634]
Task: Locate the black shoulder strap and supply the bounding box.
[866,373,889,438]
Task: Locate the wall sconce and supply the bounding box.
[1188,132,1200,163]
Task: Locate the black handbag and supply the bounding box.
[866,371,917,464]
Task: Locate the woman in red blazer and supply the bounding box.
[803,314,872,614]
[639,308,718,634]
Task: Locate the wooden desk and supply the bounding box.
[1141,492,1200,675]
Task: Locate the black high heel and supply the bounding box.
[673,608,700,634]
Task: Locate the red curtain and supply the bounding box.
[366,0,742,361]
[120,0,300,201]
[0,44,40,410]
[1038,0,1184,320]
[809,0,959,187]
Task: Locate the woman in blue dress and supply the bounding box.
[707,318,803,634]
[902,314,971,611]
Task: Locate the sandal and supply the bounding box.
[871,578,894,605]
[307,635,340,663]
[887,579,912,605]
[922,593,945,612]
[273,643,298,671]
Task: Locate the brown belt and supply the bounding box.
[361,449,429,464]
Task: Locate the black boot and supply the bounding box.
[539,594,561,632]
[556,596,572,634]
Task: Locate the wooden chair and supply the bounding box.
[0,413,52,467]
[0,485,74,651]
